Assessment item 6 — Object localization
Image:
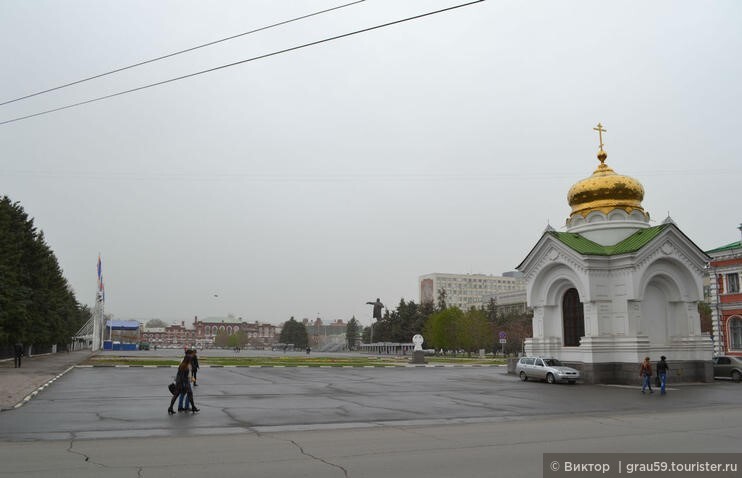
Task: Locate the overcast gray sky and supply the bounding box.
[1,0,741,328]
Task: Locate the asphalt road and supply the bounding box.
[1,366,740,477]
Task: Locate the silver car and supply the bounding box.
[516,357,580,384]
[712,356,742,382]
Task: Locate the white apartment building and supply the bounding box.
[419,272,526,310]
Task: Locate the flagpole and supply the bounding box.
[94,253,107,351]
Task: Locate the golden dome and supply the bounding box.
[567,148,647,219]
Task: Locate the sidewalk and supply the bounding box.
[0,350,92,411]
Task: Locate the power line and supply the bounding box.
[2,167,738,182]
[0,0,485,127]
[0,0,365,107]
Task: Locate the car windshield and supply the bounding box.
[543,359,563,366]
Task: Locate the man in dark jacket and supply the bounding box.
[191,350,200,387]
[14,342,24,368]
[657,356,670,395]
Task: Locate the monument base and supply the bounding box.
[410,350,427,364]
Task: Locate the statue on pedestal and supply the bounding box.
[366,298,384,320]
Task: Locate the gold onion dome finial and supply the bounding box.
[567,123,648,219]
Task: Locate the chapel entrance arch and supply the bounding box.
[562,288,584,346]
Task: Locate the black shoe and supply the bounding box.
[191,407,200,413]
[193,383,198,387]
[177,408,184,412]
[168,408,175,415]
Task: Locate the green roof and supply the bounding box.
[550,224,668,256]
[706,241,742,254]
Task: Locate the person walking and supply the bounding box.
[191,349,200,387]
[169,355,199,414]
[640,356,654,394]
[13,342,23,368]
[177,350,195,411]
[657,356,670,395]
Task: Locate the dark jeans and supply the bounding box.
[169,381,195,410]
[14,355,22,368]
[178,383,193,410]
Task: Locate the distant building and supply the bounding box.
[141,321,198,349]
[493,289,529,316]
[707,225,742,357]
[140,327,166,346]
[195,316,277,349]
[419,272,526,311]
[140,316,277,349]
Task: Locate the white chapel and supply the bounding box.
[516,124,713,383]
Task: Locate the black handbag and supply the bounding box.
[168,382,177,395]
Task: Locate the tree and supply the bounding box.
[361,298,434,345]
[424,307,464,353]
[361,326,371,344]
[0,196,88,350]
[346,317,361,350]
[214,330,230,348]
[485,297,498,323]
[498,310,533,355]
[228,330,248,349]
[459,308,491,355]
[145,319,168,328]
[437,288,447,311]
[279,317,308,348]
[388,299,428,343]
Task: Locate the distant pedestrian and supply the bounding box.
[656,356,670,395]
[169,355,199,414]
[14,342,23,368]
[306,346,311,356]
[640,356,654,394]
[191,349,200,387]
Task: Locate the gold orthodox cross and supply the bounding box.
[593,123,607,150]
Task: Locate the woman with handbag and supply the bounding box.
[178,349,195,411]
[168,355,199,414]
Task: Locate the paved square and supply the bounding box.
[1,365,740,477]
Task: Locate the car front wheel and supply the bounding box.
[546,373,556,384]
[520,371,528,381]
[733,370,741,383]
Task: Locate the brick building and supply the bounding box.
[140,316,277,349]
[707,225,742,356]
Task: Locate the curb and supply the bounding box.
[2,365,75,412]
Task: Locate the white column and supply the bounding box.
[709,271,724,355]
[92,301,101,351]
